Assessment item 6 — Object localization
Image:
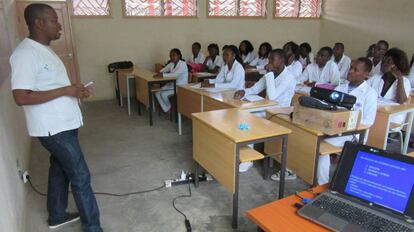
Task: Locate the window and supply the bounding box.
[274,0,321,18]
[72,0,111,16]
[208,0,266,17]
[123,0,197,17]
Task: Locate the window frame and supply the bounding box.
[70,0,113,18]
[207,0,267,19]
[122,0,199,18]
[272,0,322,19]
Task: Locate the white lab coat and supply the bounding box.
[367,73,411,124]
[187,53,205,64]
[210,60,245,90]
[299,60,341,85]
[407,65,414,88]
[205,55,224,71]
[299,52,314,68]
[249,57,269,70]
[369,57,382,77]
[245,67,296,107]
[156,60,189,112]
[242,52,257,64]
[332,54,351,81]
[319,81,378,185]
[287,60,303,83]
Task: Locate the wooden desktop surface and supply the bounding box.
[247,185,329,232]
[192,108,291,144]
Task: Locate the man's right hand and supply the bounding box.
[65,84,90,99]
[234,90,245,99]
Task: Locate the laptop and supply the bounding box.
[298,141,414,232]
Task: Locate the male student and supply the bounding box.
[369,40,389,77]
[234,49,296,173]
[300,46,341,86]
[9,4,102,232]
[186,42,205,64]
[234,49,296,107]
[318,58,377,185]
[332,42,351,81]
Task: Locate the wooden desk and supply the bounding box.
[264,108,368,185]
[177,84,278,135]
[190,72,217,83]
[367,104,414,154]
[247,185,329,232]
[118,67,177,126]
[192,108,291,229]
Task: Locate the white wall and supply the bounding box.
[321,0,414,59]
[71,0,321,100]
[0,0,32,231]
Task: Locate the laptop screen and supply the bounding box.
[344,150,414,213]
[331,142,414,217]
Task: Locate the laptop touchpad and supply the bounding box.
[318,213,348,231]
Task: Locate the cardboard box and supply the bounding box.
[292,104,360,135]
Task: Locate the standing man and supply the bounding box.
[10,3,102,232]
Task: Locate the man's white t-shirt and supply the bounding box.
[10,38,83,137]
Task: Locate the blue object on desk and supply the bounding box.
[238,123,250,131]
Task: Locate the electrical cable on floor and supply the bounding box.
[172,180,192,232]
[27,175,165,197]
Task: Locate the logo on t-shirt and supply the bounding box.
[43,64,49,71]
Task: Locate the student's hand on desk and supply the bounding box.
[304,81,315,87]
[201,80,213,88]
[234,90,245,100]
[153,73,163,78]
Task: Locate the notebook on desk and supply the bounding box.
[298,141,414,232]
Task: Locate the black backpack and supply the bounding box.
[107,61,133,73]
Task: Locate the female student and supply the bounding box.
[367,48,411,124]
[203,43,224,74]
[154,48,188,116]
[201,45,245,90]
[298,42,314,69]
[283,41,303,82]
[408,54,414,87]
[186,42,205,64]
[239,40,257,65]
[318,58,378,185]
[246,42,272,70]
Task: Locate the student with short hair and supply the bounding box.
[239,40,257,65]
[332,42,351,81]
[366,43,376,59]
[299,46,341,86]
[201,45,245,90]
[246,42,272,70]
[318,58,377,185]
[369,40,389,77]
[203,43,224,74]
[155,48,188,116]
[408,54,414,87]
[234,49,296,107]
[186,42,205,64]
[299,42,314,69]
[283,41,303,82]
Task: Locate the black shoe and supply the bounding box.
[48,212,80,229]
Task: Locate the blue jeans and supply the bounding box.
[38,129,103,232]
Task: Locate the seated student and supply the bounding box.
[201,45,245,90]
[239,40,257,65]
[300,47,341,86]
[186,42,205,64]
[283,41,303,82]
[408,54,414,87]
[366,43,376,59]
[367,48,411,123]
[154,48,188,117]
[246,42,272,70]
[234,49,296,173]
[332,42,351,81]
[234,49,296,107]
[369,40,389,77]
[318,58,377,185]
[298,42,314,69]
[203,43,224,74]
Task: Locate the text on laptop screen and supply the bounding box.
[344,151,414,213]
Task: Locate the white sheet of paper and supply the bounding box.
[243,94,264,102]
[204,88,234,93]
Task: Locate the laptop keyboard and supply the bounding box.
[311,194,413,232]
